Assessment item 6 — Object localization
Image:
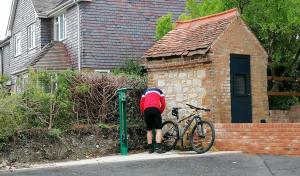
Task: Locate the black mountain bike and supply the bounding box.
[161,104,215,154]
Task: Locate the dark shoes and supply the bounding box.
[148,144,154,153]
[155,147,166,154]
[148,148,155,153]
[148,143,166,154]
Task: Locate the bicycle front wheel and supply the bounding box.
[190,121,215,154]
[161,121,179,151]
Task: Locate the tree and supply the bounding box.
[179,0,226,20]
[155,12,174,40]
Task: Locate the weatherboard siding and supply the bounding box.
[62,5,79,69]
[9,0,41,74]
[2,44,11,75]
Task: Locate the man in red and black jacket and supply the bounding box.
[140,87,166,153]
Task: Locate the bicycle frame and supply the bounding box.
[176,112,202,138]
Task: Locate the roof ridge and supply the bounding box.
[176,8,238,24]
[175,8,239,29]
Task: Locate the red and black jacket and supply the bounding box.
[140,88,166,113]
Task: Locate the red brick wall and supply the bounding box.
[269,105,300,123]
[211,18,269,123]
[214,123,300,155]
[269,110,290,123]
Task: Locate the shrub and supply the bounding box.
[0,70,146,148]
[22,70,75,129]
[0,90,27,150]
[72,73,146,124]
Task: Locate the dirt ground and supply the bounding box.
[0,125,146,169]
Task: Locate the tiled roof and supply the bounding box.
[27,42,72,70]
[80,0,186,69]
[143,8,239,59]
[31,0,65,15]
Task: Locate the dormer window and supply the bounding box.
[54,13,66,41]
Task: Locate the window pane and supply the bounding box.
[15,33,21,55]
[54,17,59,40]
[55,23,59,40]
[64,14,66,39]
[59,15,64,39]
[28,25,34,49]
[28,27,31,49]
[32,24,35,47]
[234,74,247,96]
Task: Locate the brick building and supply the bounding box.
[143,9,269,123]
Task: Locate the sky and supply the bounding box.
[0,0,13,40]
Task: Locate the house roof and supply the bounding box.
[26,41,72,70]
[143,8,239,59]
[31,0,65,16]
[0,37,10,47]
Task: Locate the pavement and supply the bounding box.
[1,151,300,176]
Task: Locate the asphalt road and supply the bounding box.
[1,153,300,176]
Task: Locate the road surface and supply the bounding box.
[1,152,300,176]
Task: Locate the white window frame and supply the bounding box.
[54,13,67,41]
[28,23,36,50]
[95,69,110,74]
[14,32,22,57]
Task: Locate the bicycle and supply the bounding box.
[161,104,215,154]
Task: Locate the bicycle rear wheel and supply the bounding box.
[189,121,215,154]
[161,121,179,151]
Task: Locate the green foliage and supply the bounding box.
[98,123,110,129]
[75,84,90,94]
[23,70,75,129]
[0,75,9,87]
[269,96,299,110]
[0,71,146,150]
[112,59,145,77]
[242,0,300,109]
[179,0,226,20]
[155,12,174,40]
[49,128,62,137]
[0,90,27,150]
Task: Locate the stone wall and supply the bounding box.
[147,58,213,119]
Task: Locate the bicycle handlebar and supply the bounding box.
[186,104,211,112]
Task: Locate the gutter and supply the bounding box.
[0,38,10,48]
[46,0,92,18]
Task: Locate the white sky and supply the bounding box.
[0,0,13,40]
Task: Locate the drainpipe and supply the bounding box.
[77,3,81,71]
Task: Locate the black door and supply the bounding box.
[230,55,252,123]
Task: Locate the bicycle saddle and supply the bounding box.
[171,107,181,117]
